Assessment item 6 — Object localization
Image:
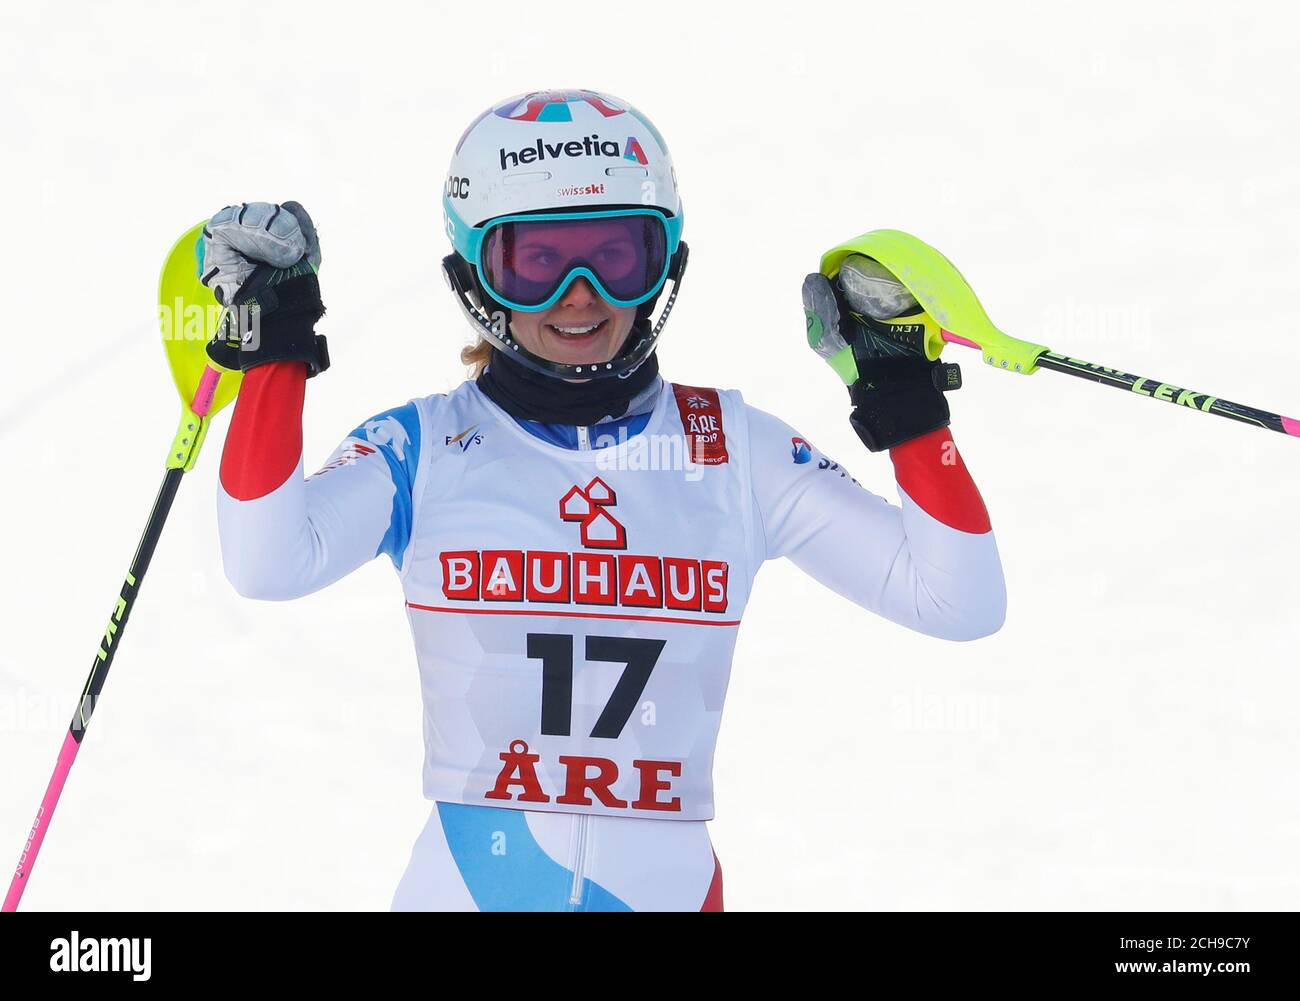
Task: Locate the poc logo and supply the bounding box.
[445,175,471,199]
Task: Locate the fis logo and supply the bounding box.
[790,436,812,464]
[445,425,483,453]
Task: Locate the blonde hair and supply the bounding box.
[461,336,494,378]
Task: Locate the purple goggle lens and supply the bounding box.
[482,214,668,308]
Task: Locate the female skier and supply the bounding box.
[202,89,1006,911]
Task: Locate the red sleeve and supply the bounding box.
[220,362,308,502]
[889,428,991,535]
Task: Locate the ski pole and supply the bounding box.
[945,337,1299,439]
[4,222,238,911]
[819,229,1299,440]
[3,367,224,912]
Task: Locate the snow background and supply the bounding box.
[1,0,1297,911]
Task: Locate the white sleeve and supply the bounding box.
[216,382,426,600]
[746,402,1006,642]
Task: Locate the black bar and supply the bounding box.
[0,911,1291,986]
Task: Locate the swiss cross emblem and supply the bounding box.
[558,477,627,549]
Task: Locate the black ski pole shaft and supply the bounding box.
[1032,350,1299,438]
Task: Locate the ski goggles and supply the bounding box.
[461,208,683,312]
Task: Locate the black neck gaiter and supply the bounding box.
[476,340,661,425]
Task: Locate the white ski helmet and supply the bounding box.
[441,89,688,379]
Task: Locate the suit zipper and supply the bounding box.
[569,423,591,905]
[568,814,590,907]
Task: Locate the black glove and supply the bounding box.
[803,272,960,452]
[199,201,329,377]
[205,259,330,377]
